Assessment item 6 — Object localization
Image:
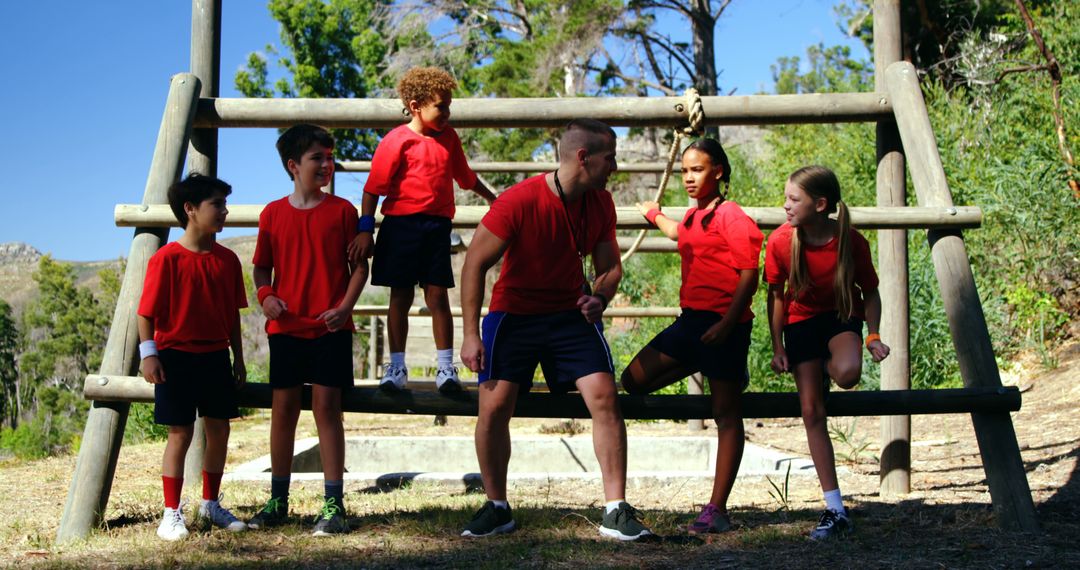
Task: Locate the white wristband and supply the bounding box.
[139,340,158,360]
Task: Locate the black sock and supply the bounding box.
[270,476,290,505]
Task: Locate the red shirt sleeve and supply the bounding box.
[138,251,168,321]
[722,205,764,270]
[595,190,616,245]
[252,204,274,268]
[447,129,478,190]
[364,128,405,197]
[230,250,249,310]
[764,225,791,285]
[480,185,521,241]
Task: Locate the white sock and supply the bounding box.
[824,489,844,513]
[390,352,405,367]
[605,500,624,514]
[436,348,453,368]
[491,500,509,510]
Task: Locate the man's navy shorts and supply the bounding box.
[268,330,354,389]
[783,311,864,365]
[479,310,615,394]
[647,308,752,386]
[154,348,239,425]
[372,214,455,288]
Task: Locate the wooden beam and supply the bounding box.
[887,61,1038,532]
[351,305,682,318]
[84,376,1021,418]
[115,204,983,231]
[338,161,672,173]
[193,93,892,129]
[58,74,202,544]
[874,0,912,497]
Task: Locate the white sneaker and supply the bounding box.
[436,365,462,394]
[379,363,408,392]
[198,496,247,532]
[157,506,189,541]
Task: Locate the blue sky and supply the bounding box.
[0,0,865,262]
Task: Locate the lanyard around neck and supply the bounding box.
[553,170,593,295]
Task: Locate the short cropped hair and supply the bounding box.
[167,173,232,228]
[559,118,617,160]
[397,67,457,111]
[276,124,335,180]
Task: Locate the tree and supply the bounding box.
[19,256,111,397]
[236,0,396,159]
[0,299,18,429]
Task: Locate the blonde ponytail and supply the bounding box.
[833,200,856,321]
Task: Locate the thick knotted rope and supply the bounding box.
[620,88,705,263]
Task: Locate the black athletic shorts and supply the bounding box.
[372,214,455,288]
[782,311,864,365]
[268,330,354,389]
[647,308,752,387]
[154,348,240,425]
[479,310,615,394]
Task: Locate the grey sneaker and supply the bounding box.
[436,365,462,395]
[156,506,189,541]
[312,497,349,537]
[461,501,516,537]
[599,502,653,541]
[198,496,247,532]
[809,508,852,540]
[247,496,288,529]
[379,363,408,392]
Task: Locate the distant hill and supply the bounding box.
[0,242,127,312]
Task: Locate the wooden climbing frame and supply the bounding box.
[56,0,1038,543]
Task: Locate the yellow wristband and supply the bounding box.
[865,333,881,349]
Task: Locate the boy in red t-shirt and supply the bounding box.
[348,67,496,395]
[138,174,248,541]
[248,125,368,536]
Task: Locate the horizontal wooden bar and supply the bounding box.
[115,204,982,231]
[338,161,671,173]
[84,375,1020,418]
[351,305,681,318]
[193,93,892,129]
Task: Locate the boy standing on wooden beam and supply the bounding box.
[138,174,249,541]
[349,67,496,394]
[459,119,652,541]
[248,124,368,536]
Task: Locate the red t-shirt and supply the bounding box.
[482,174,617,314]
[138,241,247,352]
[252,194,359,338]
[363,124,478,219]
[764,223,879,325]
[677,200,764,321]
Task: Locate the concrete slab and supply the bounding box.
[226,436,818,490]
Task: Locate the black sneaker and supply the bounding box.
[312,497,349,537]
[809,508,852,540]
[461,501,516,537]
[599,502,653,541]
[247,496,288,529]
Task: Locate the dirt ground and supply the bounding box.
[0,343,1077,568]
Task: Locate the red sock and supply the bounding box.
[162,476,183,509]
[203,470,223,501]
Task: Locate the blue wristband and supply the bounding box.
[357,215,376,233]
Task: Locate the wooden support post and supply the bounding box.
[187,0,220,177]
[687,373,705,431]
[874,0,911,497]
[368,316,380,381]
[886,61,1038,531]
[182,0,222,487]
[57,74,202,543]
